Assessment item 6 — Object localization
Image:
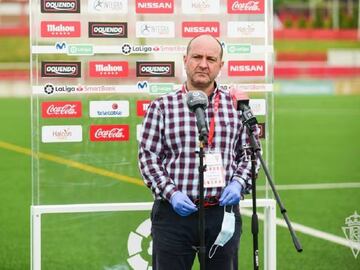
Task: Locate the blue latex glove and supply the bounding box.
[219,181,243,206]
[170,191,198,216]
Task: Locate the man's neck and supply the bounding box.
[186,82,215,96]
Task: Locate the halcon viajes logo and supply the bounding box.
[41,61,81,78]
[88,22,128,38]
[136,61,174,77]
[41,0,80,13]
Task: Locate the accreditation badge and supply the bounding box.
[204,152,226,188]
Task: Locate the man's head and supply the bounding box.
[183,34,224,94]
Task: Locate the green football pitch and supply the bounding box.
[0,94,359,269]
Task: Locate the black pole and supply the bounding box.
[197,139,206,270]
[240,105,303,255]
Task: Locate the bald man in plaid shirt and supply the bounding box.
[138,34,260,270]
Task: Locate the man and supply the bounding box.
[138,34,259,270]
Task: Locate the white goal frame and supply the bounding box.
[31,199,276,270]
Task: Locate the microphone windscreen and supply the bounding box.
[186,91,208,113]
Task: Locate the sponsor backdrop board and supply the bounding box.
[30,0,274,269]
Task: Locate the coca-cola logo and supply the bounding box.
[89,61,129,78]
[136,61,174,77]
[41,21,81,37]
[137,100,151,116]
[227,0,264,14]
[42,101,82,118]
[41,61,81,78]
[136,0,174,13]
[41,0,80,13]
[90,125,129,141]
[182,21,220,37]
[88,22,127,38]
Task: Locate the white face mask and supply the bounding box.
[208,206,235,258]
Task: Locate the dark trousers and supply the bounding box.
[151,200,242,270]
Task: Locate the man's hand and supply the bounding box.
[170,191,198,216]
[219,181,243,206]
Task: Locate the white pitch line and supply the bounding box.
[241,209,360,250]
[257,182,360,191]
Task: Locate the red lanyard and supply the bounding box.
[182,85,220,147]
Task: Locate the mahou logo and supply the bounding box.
[182,21,220,37]
[227,0,264,14]
[41,21,81,37]
[42,101,82,118]
[137,100,151,116]
[136,62,174,77]
[41,61,81,78]
[41,0,80,13]
[88,22,127,38]
[90,125,129,141]
[228,60,265,76]
[89,61,129,78]
[136,0,174,13]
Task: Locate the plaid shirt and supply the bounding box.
[138,85,260,201]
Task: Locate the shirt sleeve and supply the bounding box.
[231,124,262,195]
[138,99,178,201]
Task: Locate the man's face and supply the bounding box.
[183,36,224,89]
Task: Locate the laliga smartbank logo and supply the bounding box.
[342,211,360,258]
[41,0,80,13]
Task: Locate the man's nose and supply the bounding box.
[199,57,208,68]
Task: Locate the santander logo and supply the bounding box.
[227,0,264,14]
[90,125,129,141]
[42,101,82,118]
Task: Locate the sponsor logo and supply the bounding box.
[89,61,129,78]
[41,0,80,13]
[136,21,175,38]
[149,83,173,94]
[136,0,174,13]
[88,22,127,38]
[228,60,265,76]
[137,100,151,116]
[42,101,82,118]
[182,0,220,14]
[182,21,220,37]
[42,125,82,143]
[68,44,94,55]
[136,124,142,142]
[43,84,77,94]
[258,123,265,139]
[136,61,174,77]
[88,0,128,13]
[55,42,67,50]
[137,81,149,90]
[227,44,251,54]
[41,61,81,78]
[89,100,129,118]
[249,99,266,115]
[41,21,81,37]
[228,21,265,38]
[227,0,264,14]
[121,43,156,55]
[90,124,129,141]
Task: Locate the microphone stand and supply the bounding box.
[240,106,303,270]
[196,133,207,270]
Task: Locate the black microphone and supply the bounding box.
[186,91,209,142]
[230,89,258,130]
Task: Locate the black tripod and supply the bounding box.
[237,101,303,270]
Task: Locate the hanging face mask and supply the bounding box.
[208,206,235,258]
